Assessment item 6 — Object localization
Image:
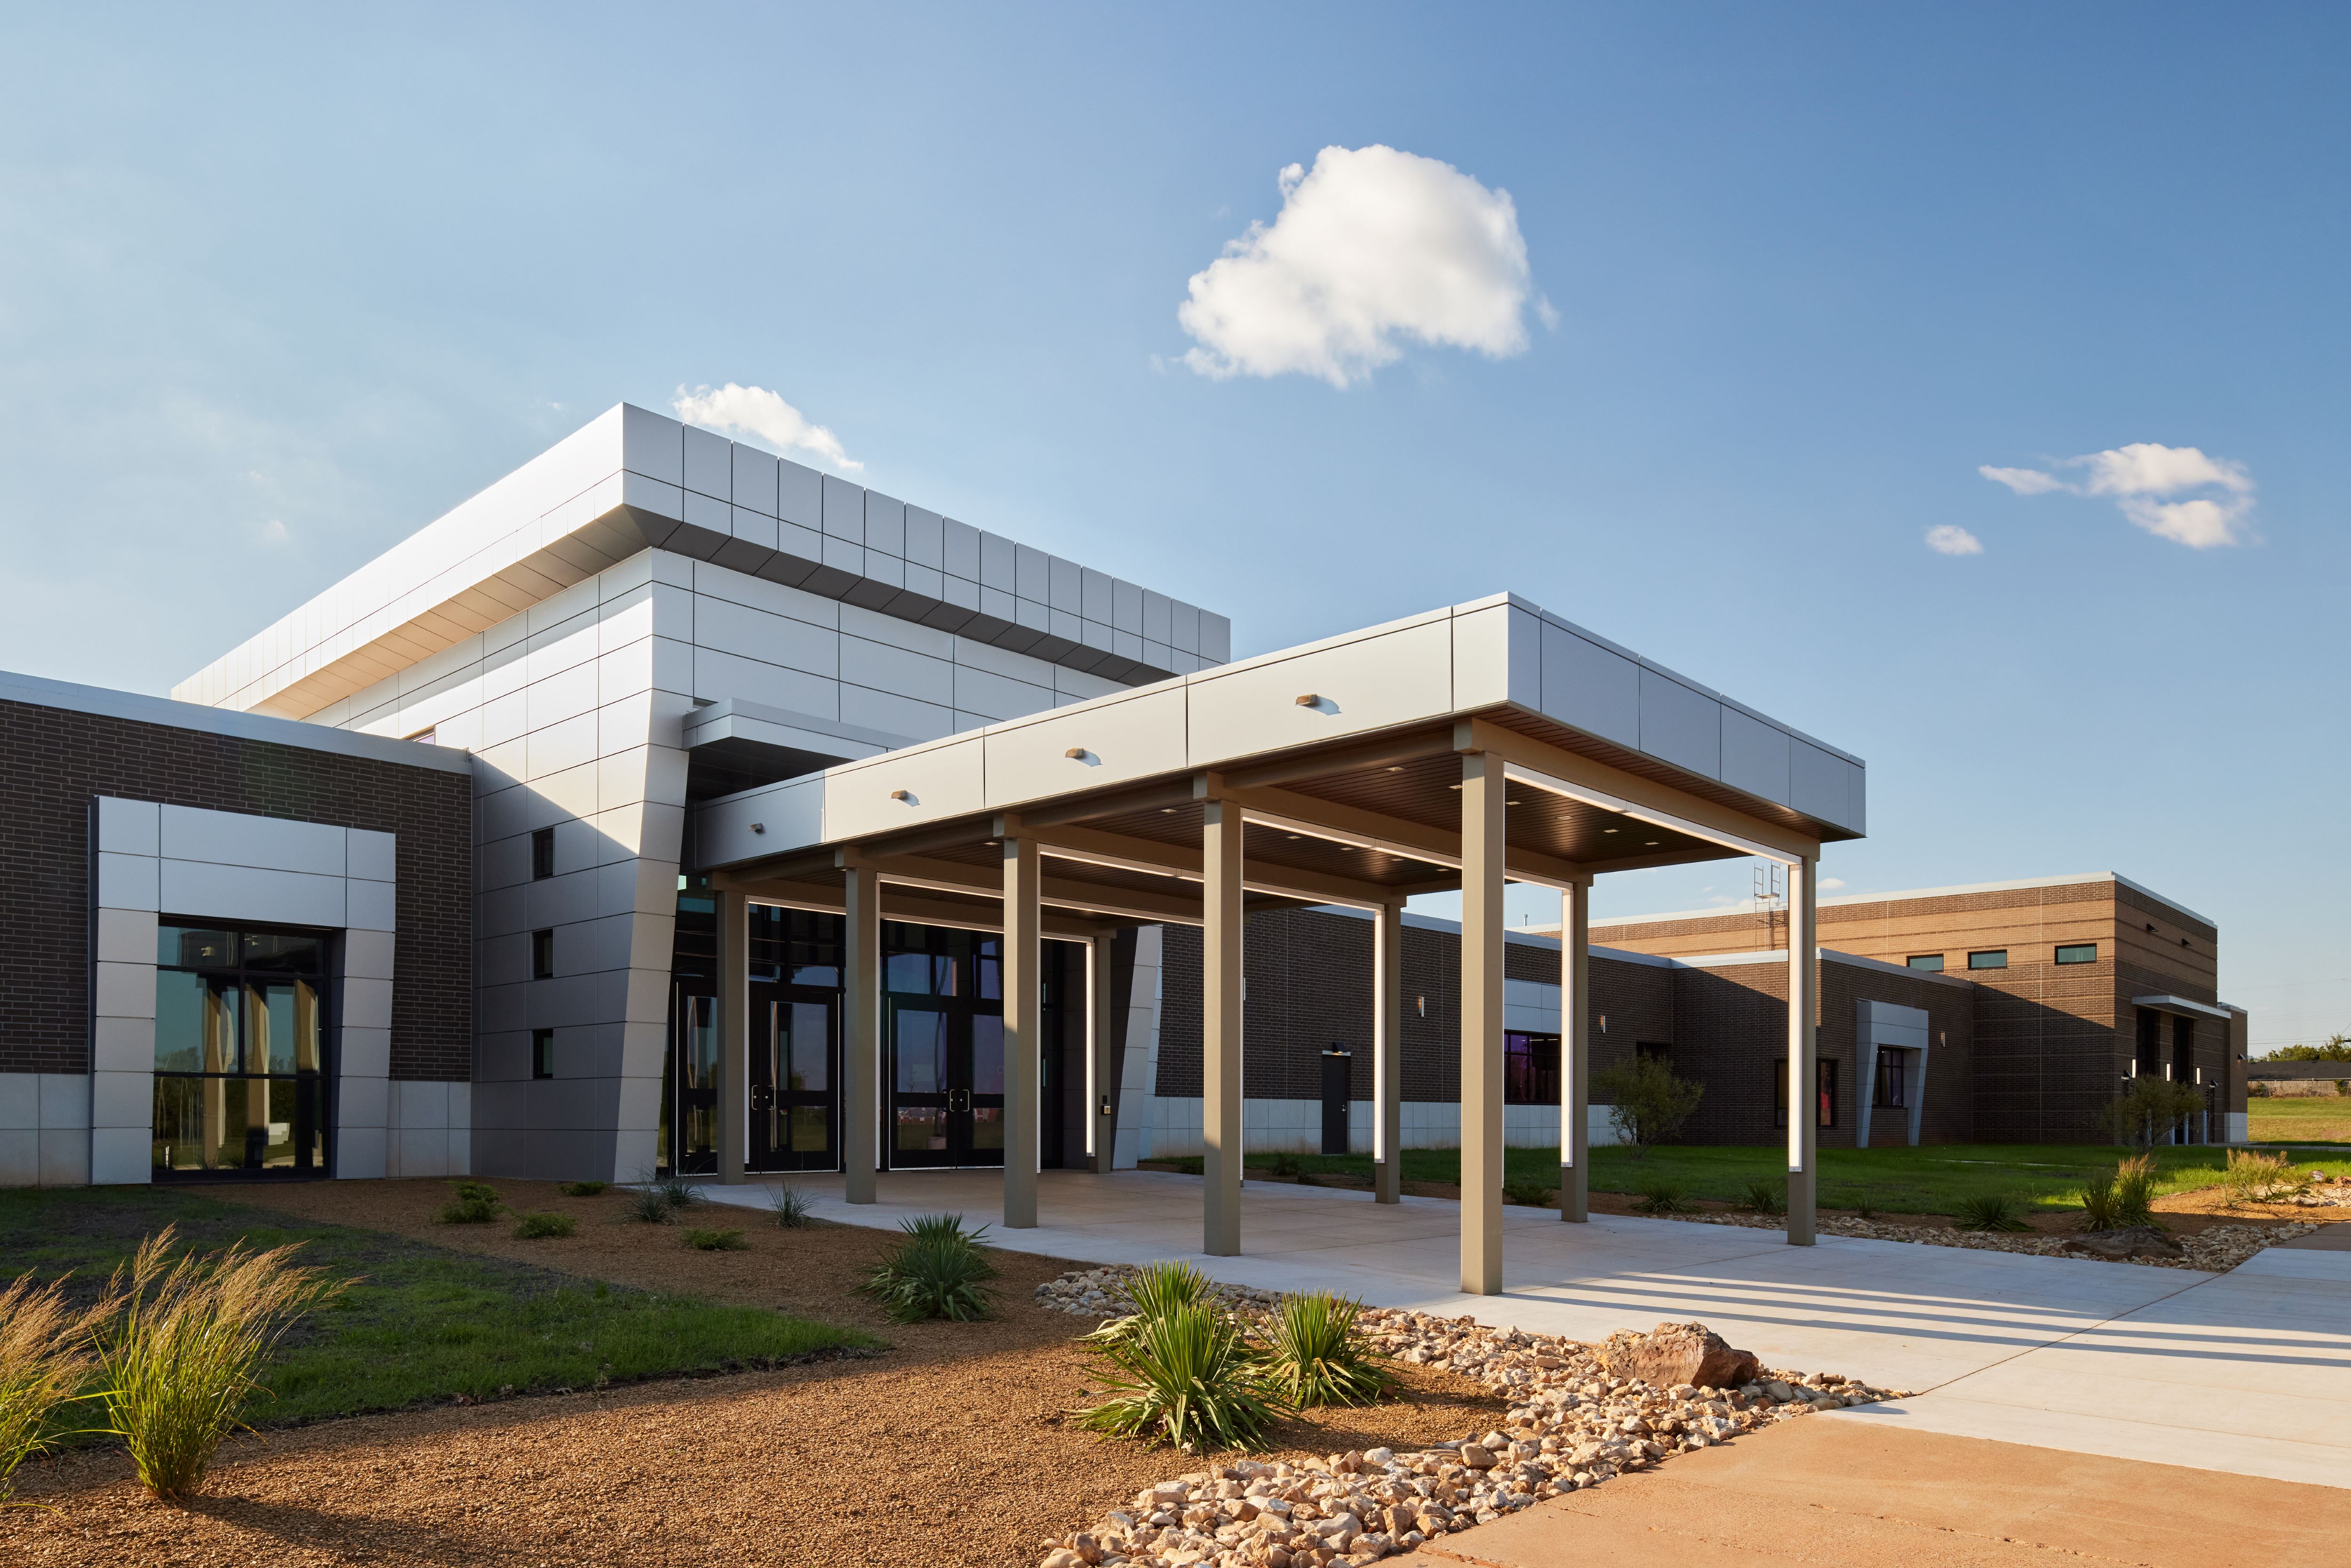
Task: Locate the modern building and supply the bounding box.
[0,404,2244,1283]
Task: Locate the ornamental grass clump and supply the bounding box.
[0,1272,100,1505]
[1260,1290,1392,1409]
[2079,1170,2123,1231]
[434,1182,502,1225]
[1502,1181,1557,1207]
[1076,1301,1285,1452]
[655,1174,702,1211]
[2217,1149,2308,1207]
[768,1183,813,1229]
[857,1215,996,1323]
[93,1227,345,1502]
[1953,1194,2032,1232]
[625,1185,674,1225]
[2113,1154,2160,1228]
[1632,1179,1695,1215]
[1736,1177,1788,1216]
[512,1212,576,1240]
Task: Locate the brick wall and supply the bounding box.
[0,699,473,1080]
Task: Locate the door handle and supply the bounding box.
[948,1088,970,1112]
[750,1086,773,1111]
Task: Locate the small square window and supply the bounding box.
[532,1027,555,1079]
[2054,943,2097,965]
[1967,950,2008,970]
[1906,954,1945,972]
[531,929,555,980]
[531,827,555,881]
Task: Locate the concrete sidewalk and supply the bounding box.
[1395,1417,2351,1568]
[698,1167,2351,1488]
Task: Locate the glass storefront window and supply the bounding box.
[150,922,331,1179]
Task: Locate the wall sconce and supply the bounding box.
[1598,1014,1608,1033]
[1415,996,1426,1017]
[749,822,765,835]
[890,789,911,802]
[1295,693,1321,706]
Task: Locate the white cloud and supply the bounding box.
[1820,877,1847,891]
[1977,442,2255,548]
[1176,145,1538,387]
[672,383,861,472]
[1925,524,1984,556]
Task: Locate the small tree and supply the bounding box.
[2099,1076,2207,1150]
[1593,1055,1704,1159]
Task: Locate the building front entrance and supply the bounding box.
[883,925,1007,1170]
[750,984,839,1170]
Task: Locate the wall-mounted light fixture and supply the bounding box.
[749,822,765,835]
[889,789,912,802]
[1598,1014,1608,1033]
[1294,693,1320,706]
[1065,747,1089,759]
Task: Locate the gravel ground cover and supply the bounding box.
[1035,1270,1903,1567]
[0,1178,1510,1567]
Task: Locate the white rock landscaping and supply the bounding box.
[1033,1276,1909,1568]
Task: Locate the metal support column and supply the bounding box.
[843,865,881,1205]
[1373,901,1404,1205]
[1202,800,1244,1257]
[718,886,749,1186]
[1002,836,1041,1229]
[1460,751,1505,1295]
[1786,855,1819,1245]
[1087,933,1115,1175]
[1560,878,1590,1222]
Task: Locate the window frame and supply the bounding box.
[2054,943,2097,965]
[531,827,555,881]
[1966,949,2009,970]
[532,928,555,980]
[1906,954,1945,972]
[532,1027,556,1080]
[150,920,335,1181]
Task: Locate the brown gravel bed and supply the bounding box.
[0,1179,1505,1567]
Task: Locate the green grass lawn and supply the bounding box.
[0,1186,876,1428]
[1150,1142,2351,1216]
[2247,1095,2351,1146]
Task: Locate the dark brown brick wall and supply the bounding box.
[0,699,473,1080]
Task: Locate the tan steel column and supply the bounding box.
[1559,879,1590,1222]
[1372,901,1404,1204]
[1202,800,1245,1257]
[718,886,749,1185]
[1460,752,1506,1295]
[1002,837,1042,1229]
[1786,856,1819,1245]
[1088,934,1115,1175]
[843,865,881,1205]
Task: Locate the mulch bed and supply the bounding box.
[0,1178,1506,1567]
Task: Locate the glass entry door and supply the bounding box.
[751,984,839,1171]
[887,1001,1006,1168]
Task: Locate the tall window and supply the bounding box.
[532,929,555,979]
[531,827,555,881]
[152,924,330,1178]
[1503,1032,1558,1105]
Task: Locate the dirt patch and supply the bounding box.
[0,1179,1506,1567]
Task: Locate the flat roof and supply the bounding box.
[0,668,472,775]
[1589,871,2217,933]
[175,403,1229,720]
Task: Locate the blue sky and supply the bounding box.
[2,5,2343,1045]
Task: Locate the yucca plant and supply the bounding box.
[655,1174,702,1211]
[768,1183,813,1229]
[1953,1194,2031,1233]
[625,1185,674,1224]
[512,1212,576,1239]
[857,1216,996,1322]
[0,1271,100,1505]
[2079,1171,2122,1231]
[1083,1260,1216,1348]
[1076,1302,1286,1451]
[1260,1290,1392,1409]
[1632,1179,1694,1215]
[1736,1177,1788,1216]
[2113,1154,2159,1228]
[93,1227,345,1502]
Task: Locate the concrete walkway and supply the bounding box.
[698,1167,2351,1489]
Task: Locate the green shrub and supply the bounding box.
[1850,1199,1879,1221]
[768,1183,813,1228]
[93,1227,345,1501]
[1736,1177,1787,1216]
[681,1228,748,1253]
[0,1271,97,1504]
[1631,1179,1694,1215]
[625,1186,674,1225]
[434,1182,502,1225]
[2101,1078,2207,1150]
[1076,1302,1285,1451]
[2079,1171,2122,1231]
[2113,1154,2159,1227]
[1502,1181,1557,1207]
[1260,1291,1392,1409]
[1263,1152,1307,1179]
[513,1212,577,1240]
[1953,1194,2031,1232]
[557,1181,606,1198]
[1593,1055,1705,1158]
[2217,1149,2308,1206]
[858,1216,996,1322]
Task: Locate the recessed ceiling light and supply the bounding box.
[1286,834,1300,840]
[1644,840,1659,846]
[1603,828,1619,834]
[1448,783,1462,791]
[1386,766,1403,773]
[1506,800,1521,806]
[1160,808,1176,814]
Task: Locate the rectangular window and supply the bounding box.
[1906,954,1944,972]
[2054,943,2096,965]
[1967,950,2009,970]
[1774,1059,1839,1127]
[1503,1032,1559,1105]
[532,1028,555,1080]
[532,929,555,979]
[1873,1053,1907,1109]
[531,827,555,881]
[150,922,331,1179]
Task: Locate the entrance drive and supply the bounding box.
[750,983,839,1171]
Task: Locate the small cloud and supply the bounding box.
[1176,144,1539,387]
[1820,877,1847,891]
[672,383,861,472]
[1925,524,1984,556]
[254,519,290,545]
[1978,442,2255,548]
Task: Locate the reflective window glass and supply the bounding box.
[242,931,322,973]
[2054,943,2097,965]
[158,927,237,969]
[1906,954,1944,972]
[155,972,239,1073]
[245,981,321,1074]
[896,1009,949,1093]
[1967,950,2009,970]
[970,1015,1005,1095]
[785,1002,830,1092]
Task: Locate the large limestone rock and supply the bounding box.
[2060,1226,2185,1261]
[1596,1322,1760,1390]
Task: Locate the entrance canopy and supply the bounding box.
[687,593,1866,1291]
